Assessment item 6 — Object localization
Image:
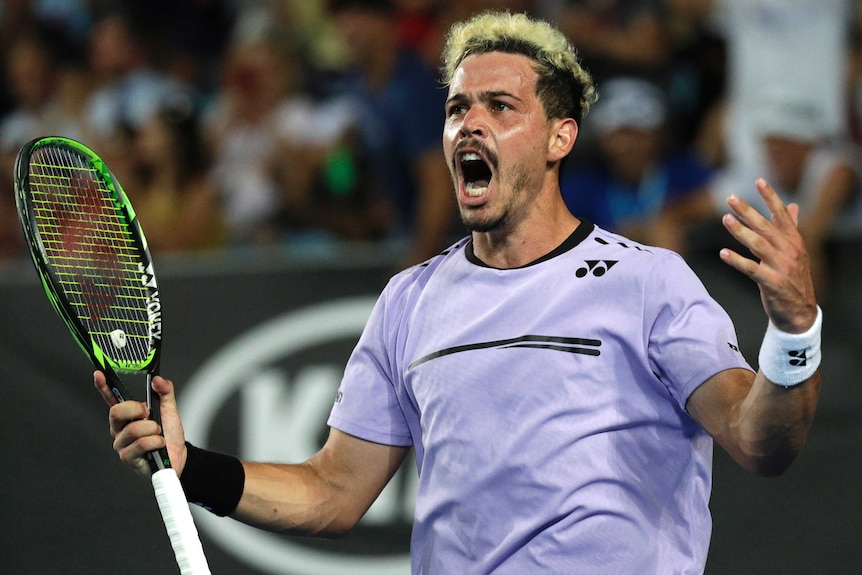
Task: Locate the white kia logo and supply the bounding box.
[181,297,413,574]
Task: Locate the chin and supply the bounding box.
[461,210,506,233]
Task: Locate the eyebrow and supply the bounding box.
[446,90,524,106]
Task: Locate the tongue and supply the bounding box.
[468,179,490,189]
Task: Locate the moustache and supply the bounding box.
[453,139,499,171]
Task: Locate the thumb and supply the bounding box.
[151,375,176,405]
[150,375,188,470]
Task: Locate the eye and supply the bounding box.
[447,103,467,117]
[491,101,511,112]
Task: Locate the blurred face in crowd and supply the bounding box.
[224,40,290,120]
[89,15,138,77]
[443,51,566,233]
[598,126,661,184]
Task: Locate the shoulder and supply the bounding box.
[381,236,472,301]
[586,224,679,264]
[584,224,701,291]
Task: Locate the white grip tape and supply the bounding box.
[152,468,212,575]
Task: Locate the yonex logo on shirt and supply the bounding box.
[576,260,618,278]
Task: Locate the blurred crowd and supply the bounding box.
[2,0,862,285]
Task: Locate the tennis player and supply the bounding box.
[98,11,822,574]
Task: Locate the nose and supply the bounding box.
[459,106,486,139]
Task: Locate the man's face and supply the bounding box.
[443,52,556,233]
[598,127,661,183]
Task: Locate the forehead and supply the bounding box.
[448,51,539,98]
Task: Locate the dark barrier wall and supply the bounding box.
[1,244,860,575]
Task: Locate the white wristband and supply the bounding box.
[758,306,822,388]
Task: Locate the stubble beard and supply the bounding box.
[460,164,532,233]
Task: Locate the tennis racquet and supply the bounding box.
[14,136,210,574]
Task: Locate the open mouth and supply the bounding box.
[459,152,493,196]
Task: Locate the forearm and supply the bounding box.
[232,460,359,538]
[727,369,821,476]
[702,177,823,475]
[728,305,823,474]
[183,430,408,537]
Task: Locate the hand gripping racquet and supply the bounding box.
[14,136,210,574]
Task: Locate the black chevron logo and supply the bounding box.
[576,260,618,278]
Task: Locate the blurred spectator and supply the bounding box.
[561,77,714,254]
[404,0,541,69]
[0,29,91,153]
[269,98,393,245]
[0,27,92,261]
[112,0,237,100]
[847,4,862,148]
[0,31,63,154]
[128,96,225,253]
[327,0,458,265]
[394,0,440,55]
[84,9,189,146]
[29,0,94,50]
[202,6,389,248]
[752,92,862,294]
[556,0,673,85]
[553,0,675,170]
[202,20,295,245]
[672,0,856,216]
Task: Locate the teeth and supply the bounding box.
[465,182,487,196]
[462,152,481,161]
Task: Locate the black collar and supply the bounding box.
[465,220,595,269]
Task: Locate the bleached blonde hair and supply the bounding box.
[441,11,597,123]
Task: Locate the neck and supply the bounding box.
[471,199,581,268]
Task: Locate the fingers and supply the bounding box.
[97,370,164,471]
[112,419,165,465]
[98,371,187,476]
[721,179,805,270]
[94,371,118,407]
[719,207,780,283]
[786,202,800,227]
[721,178,818,331]
[753,178,795,228]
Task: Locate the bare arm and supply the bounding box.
[97,373,410,537]
[687,367,819,476]
[686,178,821,476]
[234,429,409,537]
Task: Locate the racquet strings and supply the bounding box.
[27,145,152,368]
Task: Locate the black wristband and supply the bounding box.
[180,442,245,517]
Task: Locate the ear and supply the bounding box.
[547,118,578,164]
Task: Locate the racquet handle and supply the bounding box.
[152,468,212,575]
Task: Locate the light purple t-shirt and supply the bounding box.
[328,222,752,574]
